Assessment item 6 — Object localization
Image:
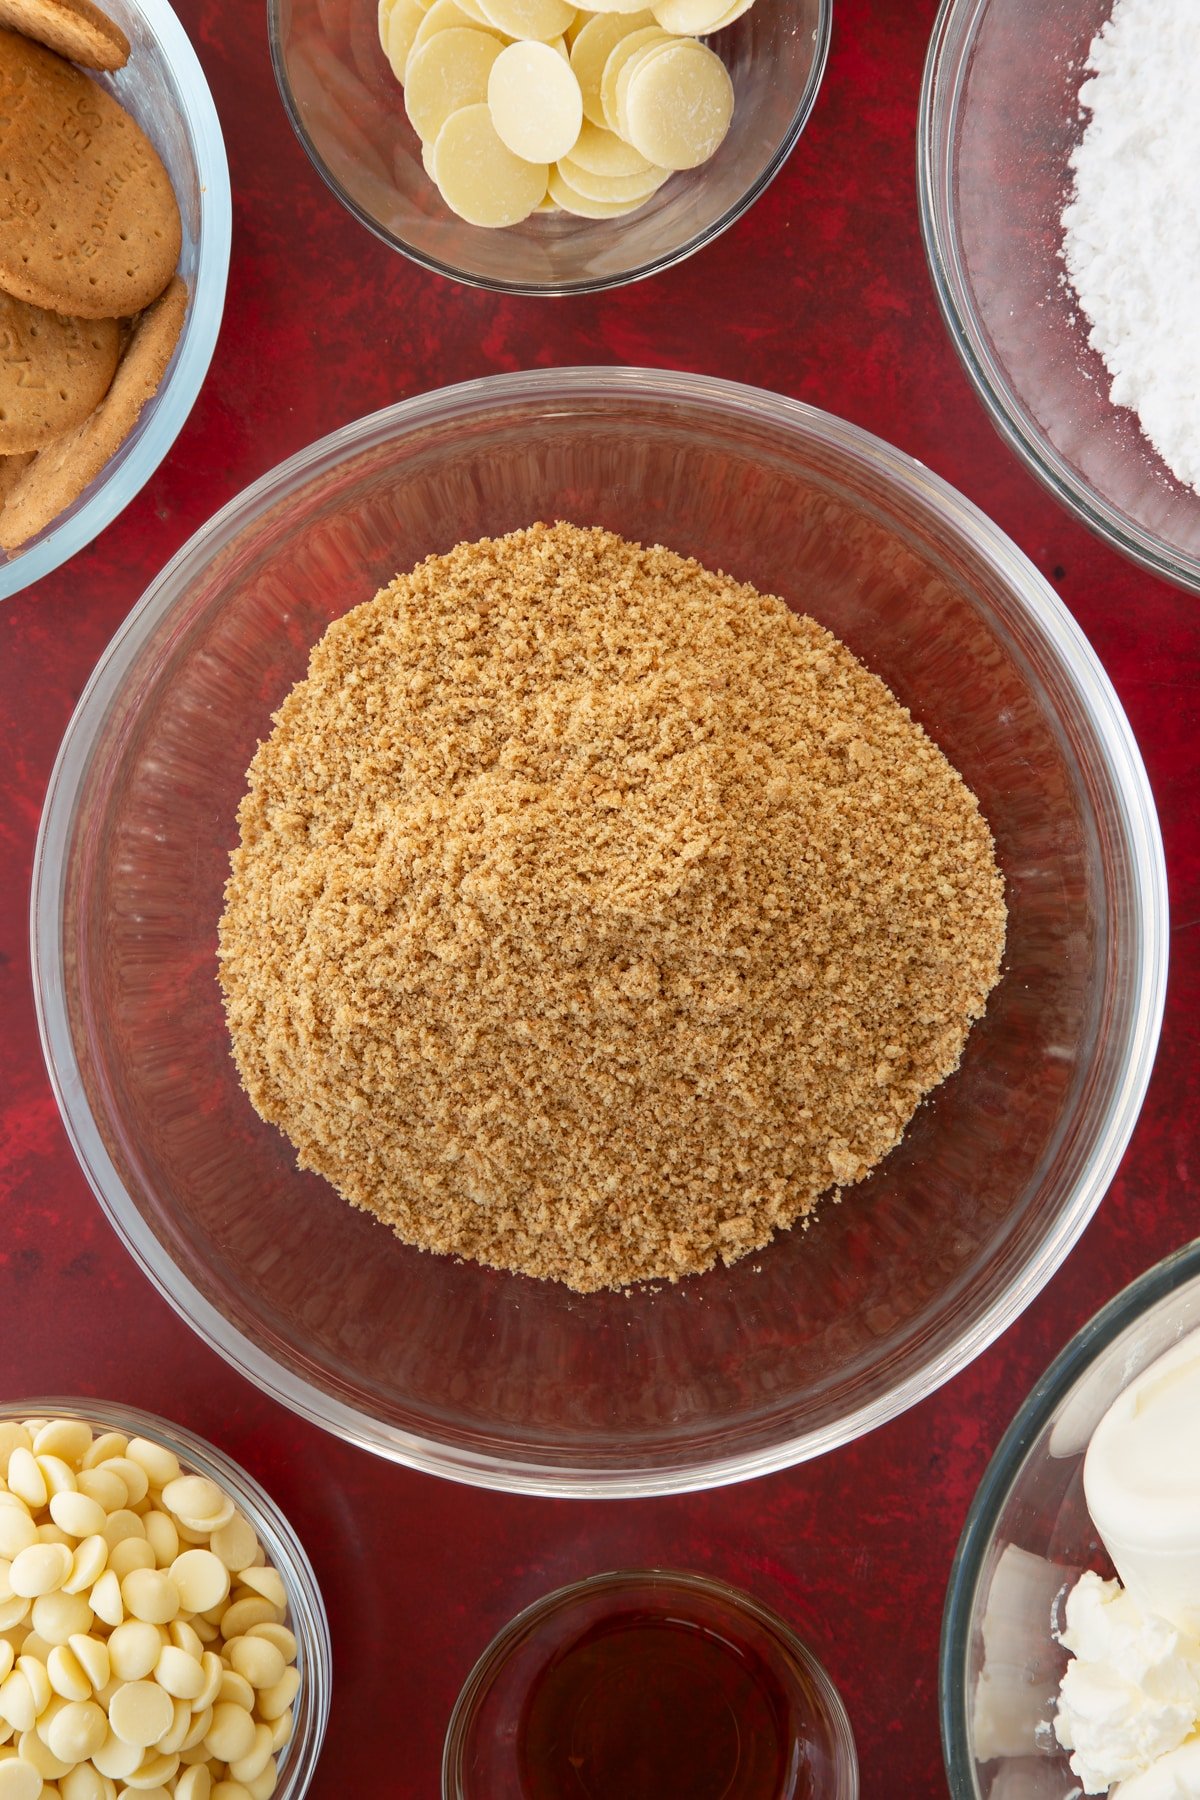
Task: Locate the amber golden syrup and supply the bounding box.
[516,1607,817,1800]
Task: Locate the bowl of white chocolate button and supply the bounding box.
[267,0,831,292]
[0,1403,330,1800]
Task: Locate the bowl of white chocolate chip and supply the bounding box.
[0,1403,329,1800]
[267,0,831,292]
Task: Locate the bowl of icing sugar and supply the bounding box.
[919,0,1200,593]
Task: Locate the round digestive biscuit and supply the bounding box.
[0,451,34,503]
[433,102,547,224]
[0,274,186,552]
[476,0,574,40]
[622,36,732,167]
[0,29,181,319]
[404,27,504,142]
[0,292,119,452]
[0,0,129,69]
[488,40,582,162]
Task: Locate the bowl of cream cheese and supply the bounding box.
[941,1236,1200,1798]
[919,0,1200,594]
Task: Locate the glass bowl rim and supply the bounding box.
[0,0,233,604]
[31,364,1169,1498]
[938,1233,1200,1790]
[440,1565,859,1800]
[0,1394,332,1799]
[264,0,833,297]
[916,0,1200,597]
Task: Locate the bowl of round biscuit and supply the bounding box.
[33,366,1166,1496]
[0,0,231,601]
[268,0,831,293]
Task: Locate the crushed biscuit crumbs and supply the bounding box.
[217,523,1006,1292]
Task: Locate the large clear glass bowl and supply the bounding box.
[940,1237,1200,1798]
[0,1397,331,1800]
[32,367,1167,1496]
[918,0,1200,594]
[0,0,232,603]
[267,0,830,295]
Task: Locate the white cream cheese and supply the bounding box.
[1054,1572,1200,1792]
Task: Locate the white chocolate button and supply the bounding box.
[80,1435,126,1471]
[167,1621,202,1661]
[192,1655,223,1715]
[566,118,652,175]
[156,1694,192,1757]
[108,1680,173,1749]
[98,1461,148,1510]
[254,1667,300,1723]
[556,154,664,203]
[46,1698,107,1763]
[108,1623,162,1684]
[120,1571,178,1628]
[225,1637,285,1692]
[48,1493,106,1542]
[87,1573,122,1631]
[622,36,731,167]
[123,1443,180,1496]
[0,1645,12,1684]
[598,24,667,129]
[175,1768,212,1800]
[0,1424,32,1467]
[433,104,548,225]
[91,1728,144,1780]
[651,0,733,29]
[0,1758,43,1800]
[228,1722,273,1785]
[32,1424,92,1472]
[45,1645,90,1702]
[181,1705,213,1754]
[15,1661,49,1717]
[9,1546,72,1600]
[0,1670,37,1733]
[208,1519,256,1577]
[62,1538,107,1599]
[488,41,583,161]
[405,27,505,142]
[109,1541,155,1583]
[233,1569,286,1613]
[267,1709,291,1753]
[6,1455,47,1513]
[384,0,428,75]
[0,1516,38,1561]
[245,1625,296,1663]
[30,1591,93,1646]
[245,1763,278,1800]
[34,1458,76,1501]
[569,10,653,125]
[204,1703,256,1765]
[168,1554,228,1617]
[547,165,648,214]
[74,1473,126,1517]
[61,1762,108,1800]
[159,1481,223,1527]
[154,1647,205,1702]
[127,1749,178,1788]
[67,1634,109,1695]
[100,1513,144,1554]
[17,1727,72,1780]
[140,1516,178,1572]
[477,0,575,39]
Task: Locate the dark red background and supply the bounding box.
[2,3,1198,1794]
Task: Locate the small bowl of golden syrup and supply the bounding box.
[442,1568,858,1799]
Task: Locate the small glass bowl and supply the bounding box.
[0,1397,331,1800]
[919,0,1200,593]
[267,0,831,294]
[442,1569,858,1800]
[33,367,1167,1496]
[0,0,232,603]
[939,1237,1200,1798]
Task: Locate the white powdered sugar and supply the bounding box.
[1060,0,1200,494]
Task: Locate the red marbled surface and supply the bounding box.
[2,2,1198,1795]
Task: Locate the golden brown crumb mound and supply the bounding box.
[218,523,1006,1293]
